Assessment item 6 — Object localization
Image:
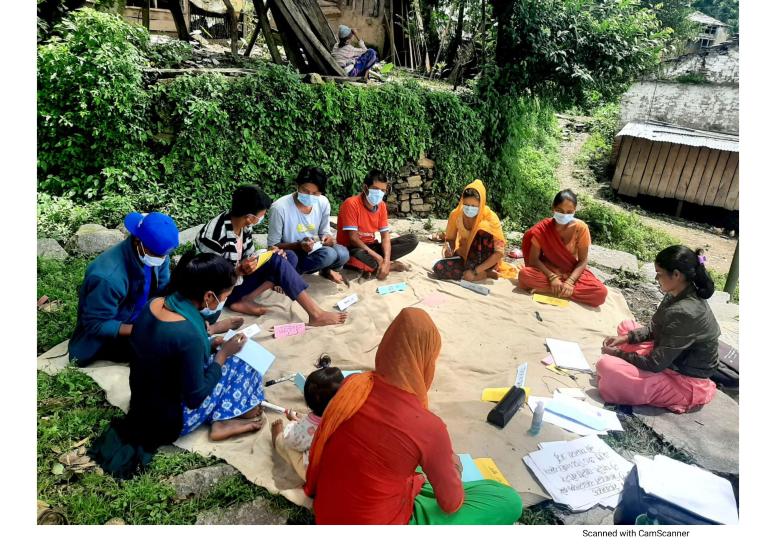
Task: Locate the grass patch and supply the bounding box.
[37,368,311,524]
[37,257,89,354]
[708,268,739,304]
[520,501,562,525]
[603,413,694,464]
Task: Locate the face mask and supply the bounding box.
[199,292,225,317]
[462,205,479,218]
[366,189,385,206]
[297,192,317,207]
[553,211,575,225]
[139,244,166,267]
[252,215,264,227]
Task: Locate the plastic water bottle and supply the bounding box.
[529,401,544,436]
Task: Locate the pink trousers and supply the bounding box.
[596,320,717,414]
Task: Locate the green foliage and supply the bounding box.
[37,194,92,241]
[37,8,151,198]
[708,268,739,303]
[673,72,710,85]
[692,0,739,33]
[494,0,669,106]
[576,199,679,261]
[145,40,193,68]
[578,101,620,179]
[639,0,696,51]
[37,257,89,354]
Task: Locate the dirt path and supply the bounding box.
[556,117,738,272]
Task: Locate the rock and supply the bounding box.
[168,464,239,499]
[195,498,289,525]
[406,175,423,189]
[252,233,268,249]
[633,390,739,476]
[412,204,433,213]
[400,201,411,213]
[639,262,656,280]
[553,506,614,525]
[636,282,664,302]
[387,194,397,203]
[588,245,638,273]
[399,165,412,178]
[505,231,523,242]
[411,192,421,199]
[709,291,731,305]
[418,155,436,169]
[709,301,739,324]
[588,266,615,283]
[307,72,324,85]
[190,31,209,46]
[411,199,424,206]
[115,222,129,236]
[104,518,126,525]
[400,193,411,200]
[157,444,185,455]
[37,238,68,260]
[178,224,204,246]
[68,224,124,256]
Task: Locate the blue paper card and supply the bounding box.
[544,398,608,431]
[377,282,407,295]
[342,370,363,377]
[458,453,484,482]
[235,339,275,376]
[294,372,306,392]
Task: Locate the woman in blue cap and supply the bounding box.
[69,211,180,366]
[332,24,378,77]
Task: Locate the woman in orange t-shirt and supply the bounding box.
[518,189,608,307]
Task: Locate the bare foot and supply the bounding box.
[209,316,245,334]
[390,261,410,272]
[322,269,345,284]
[271,419,284,449]
[309,310,348,326]
[486,270,499,280]
[228,300,268,316]
[209,415,266,441]
[238,405,262,420]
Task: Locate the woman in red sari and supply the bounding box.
[518,189,607,307]
[304,308,523,525]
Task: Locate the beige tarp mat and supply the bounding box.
[37,241,633,509]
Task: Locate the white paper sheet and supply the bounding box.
[546,395,623,432]
[546,338,593,372]
[634,455,738,524]
[524,435,633,511]
[528,396,608,436]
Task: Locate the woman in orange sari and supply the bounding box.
[518,189,607,307]
[433,180,517,281]
[304,308,523,525]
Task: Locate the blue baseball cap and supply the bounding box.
[338,24,352,40]
[124,212,179,256]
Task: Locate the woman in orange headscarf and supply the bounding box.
[433,180,517,281]
[304,308,523,525]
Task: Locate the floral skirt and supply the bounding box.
[180,355,264,435]
[432,232,495,280]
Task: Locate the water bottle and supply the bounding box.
[529,401,545,436]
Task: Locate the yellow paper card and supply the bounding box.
[474,458,511,486]
[533,293,570,307]
[546,364,569,376]
[255,250,275,269]
[481,386,532,402]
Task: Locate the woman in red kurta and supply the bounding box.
[518,189,607,307]
[304,308,523,525]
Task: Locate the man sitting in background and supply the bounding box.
[332,25,378,78]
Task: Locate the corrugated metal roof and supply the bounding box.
[617,122,739,152]
[689,11,728,27]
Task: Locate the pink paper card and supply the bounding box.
[541,354,555,365]
[273,322,306,339]
[420,292,447,307]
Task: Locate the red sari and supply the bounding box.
[518,218,607,307]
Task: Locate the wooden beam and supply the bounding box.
[626,140,654,197]
[662,144,690,199]
[619,139,647,197]
[682,147,710,203]
[713,152,738,209]
[655,143,681,199]
[644,142,671,196]
[724,165,739,211]
[674,146,700,201]
[703,150,732,206]
[142,1,150,29]
[296,0,336,50]
[690,148,721,206]
[168,0,192,40]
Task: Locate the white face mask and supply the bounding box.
[199,292,225,317]
[297,192,317,207]
[462,205,479,218]
[366,189,385,206]
[252,215,264,227]
[139,243,166,267]
[553,211,575,225]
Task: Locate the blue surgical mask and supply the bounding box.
[139,243,166,267]
[297,192,317,207]
[366,189,385,206]
[553,212,575,225]
[463,205,479,218]
[200,292,225,317]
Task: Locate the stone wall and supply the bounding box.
[656,42,738,85]
[387,155,439,218]
[618,81,738,135]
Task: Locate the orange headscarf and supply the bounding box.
[445,180,517,279]
[304,308,442,497]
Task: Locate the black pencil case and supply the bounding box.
[486,386,526,428]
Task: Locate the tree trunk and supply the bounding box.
[247,0,283,63]
[168,0,191,41]
[492,0,515,68]
[444,0,465,70]
[411,0,431,73]
[142,1,150,30]
[224,0,240,59]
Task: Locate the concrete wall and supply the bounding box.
[619,81,739,135]
[657,43,738,84]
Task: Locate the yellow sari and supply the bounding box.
[445,180,517,279]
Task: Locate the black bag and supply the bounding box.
[486,386,526,428]
[711,341,739,388]
[613,467,720,525]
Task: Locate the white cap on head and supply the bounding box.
[338,24,352,40]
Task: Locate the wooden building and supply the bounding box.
[611,122,739,211]
[123,1,245,39]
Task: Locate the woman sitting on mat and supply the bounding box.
[517,189,607,307]
[433,179,517,281]
[303,308,523,525]
[595,245,720,413]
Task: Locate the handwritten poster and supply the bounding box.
[523,435,632,510]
